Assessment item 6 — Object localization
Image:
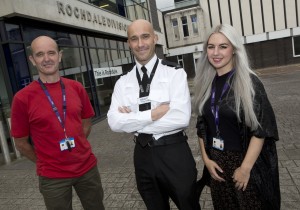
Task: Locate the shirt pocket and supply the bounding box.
[148,79,170,107]
[124,84,139,112]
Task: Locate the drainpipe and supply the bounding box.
[0,120,11,164]
[7,118,21,159]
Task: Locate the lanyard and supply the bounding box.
[211,70,235,137]
[38,78,67,139]
[136,58,159,95]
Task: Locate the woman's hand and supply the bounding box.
[232,166,250,191]
[205,159,225,182]
[232,136,264,191]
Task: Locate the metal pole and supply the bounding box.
[0,120,11,164]
[7,118,21,159]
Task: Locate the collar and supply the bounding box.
[135,55,158,76]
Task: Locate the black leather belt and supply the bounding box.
[135,131,186,147]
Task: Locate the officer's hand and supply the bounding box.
[118,106,131,113]
[151,103,170,121]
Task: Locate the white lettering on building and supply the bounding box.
[57,1,127,31]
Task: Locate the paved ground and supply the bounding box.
[0,64,299,209]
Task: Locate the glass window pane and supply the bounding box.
[5,23,22,41]
[135,4,144,19]
[118,41,124,50]
[88,36,96,47]
[96,38,105,48]
[110,40,117,49]
[294,36,300,56]
[57,34,80,46]
[22,25,56,42]
[181,16,189,37]
[10,44,31,89]
[89,48,100,68]
[98,49,106,63]
[191,15,198,35]
[172,19,180,40]
[59,47,87,89]
[111,49,118,61]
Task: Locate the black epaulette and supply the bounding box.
[161,60,182,69]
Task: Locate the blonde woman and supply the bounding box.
[194,24,280,209]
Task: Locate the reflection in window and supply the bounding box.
[178,55,184,69]
[172,19,180,40]
[181,16,189,37]
[98,49,106,64]
[88,36,97,47]
[60,47,89,88]
[191,15,198,35]
[124,0,149,21]
[110,40,119,62]
[61,47,82,69]
[5,23,22,41]
[118,42,126,59]
[88,0,126,17]
[293,36,300,56]
[95,37,106,48]
[9,44,31,89]
[0,62,10,115]
[22,25,56,42]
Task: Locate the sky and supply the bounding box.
[155,0,174,11]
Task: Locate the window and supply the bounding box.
[191,15,198,35]
[181,16,189,37]
[124,0,150,21]
[5,23,22,41]
[178,55,184,68]
[172,19,180,40]
[293,36,300,56]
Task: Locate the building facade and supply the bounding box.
[162,0,300,78]
[0,0,166,163]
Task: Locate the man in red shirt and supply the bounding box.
[10,36,105,210]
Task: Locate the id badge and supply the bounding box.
[138,96,150,105]
[60,137,75,151]
[212,137,224,151]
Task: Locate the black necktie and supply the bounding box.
[139,66,151,111]
[141,66,149,96]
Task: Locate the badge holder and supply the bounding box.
[60,137,75,152]
[212,132,224,151]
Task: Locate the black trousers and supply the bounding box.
[134,136,200,210]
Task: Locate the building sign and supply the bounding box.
[57,1,128,32]
[94,66,123,79]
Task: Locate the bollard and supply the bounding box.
[7,118,21,159]
[0,120,11,164]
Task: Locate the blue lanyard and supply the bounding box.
[210,70,235,137]
[38,78,67,139]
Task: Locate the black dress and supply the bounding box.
[196,73,280,210]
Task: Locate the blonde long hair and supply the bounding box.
[193,24,259,130]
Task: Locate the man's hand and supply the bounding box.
[118,106,132,113]
[15,137,37,163]
[151,103,170,121]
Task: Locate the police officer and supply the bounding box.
[107,19,200,210]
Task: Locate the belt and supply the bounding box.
[135,131,187,147]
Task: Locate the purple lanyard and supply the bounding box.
[38,78,67,138]
[210,70,235,137]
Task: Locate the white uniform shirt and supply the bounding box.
[107,55,191,140]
